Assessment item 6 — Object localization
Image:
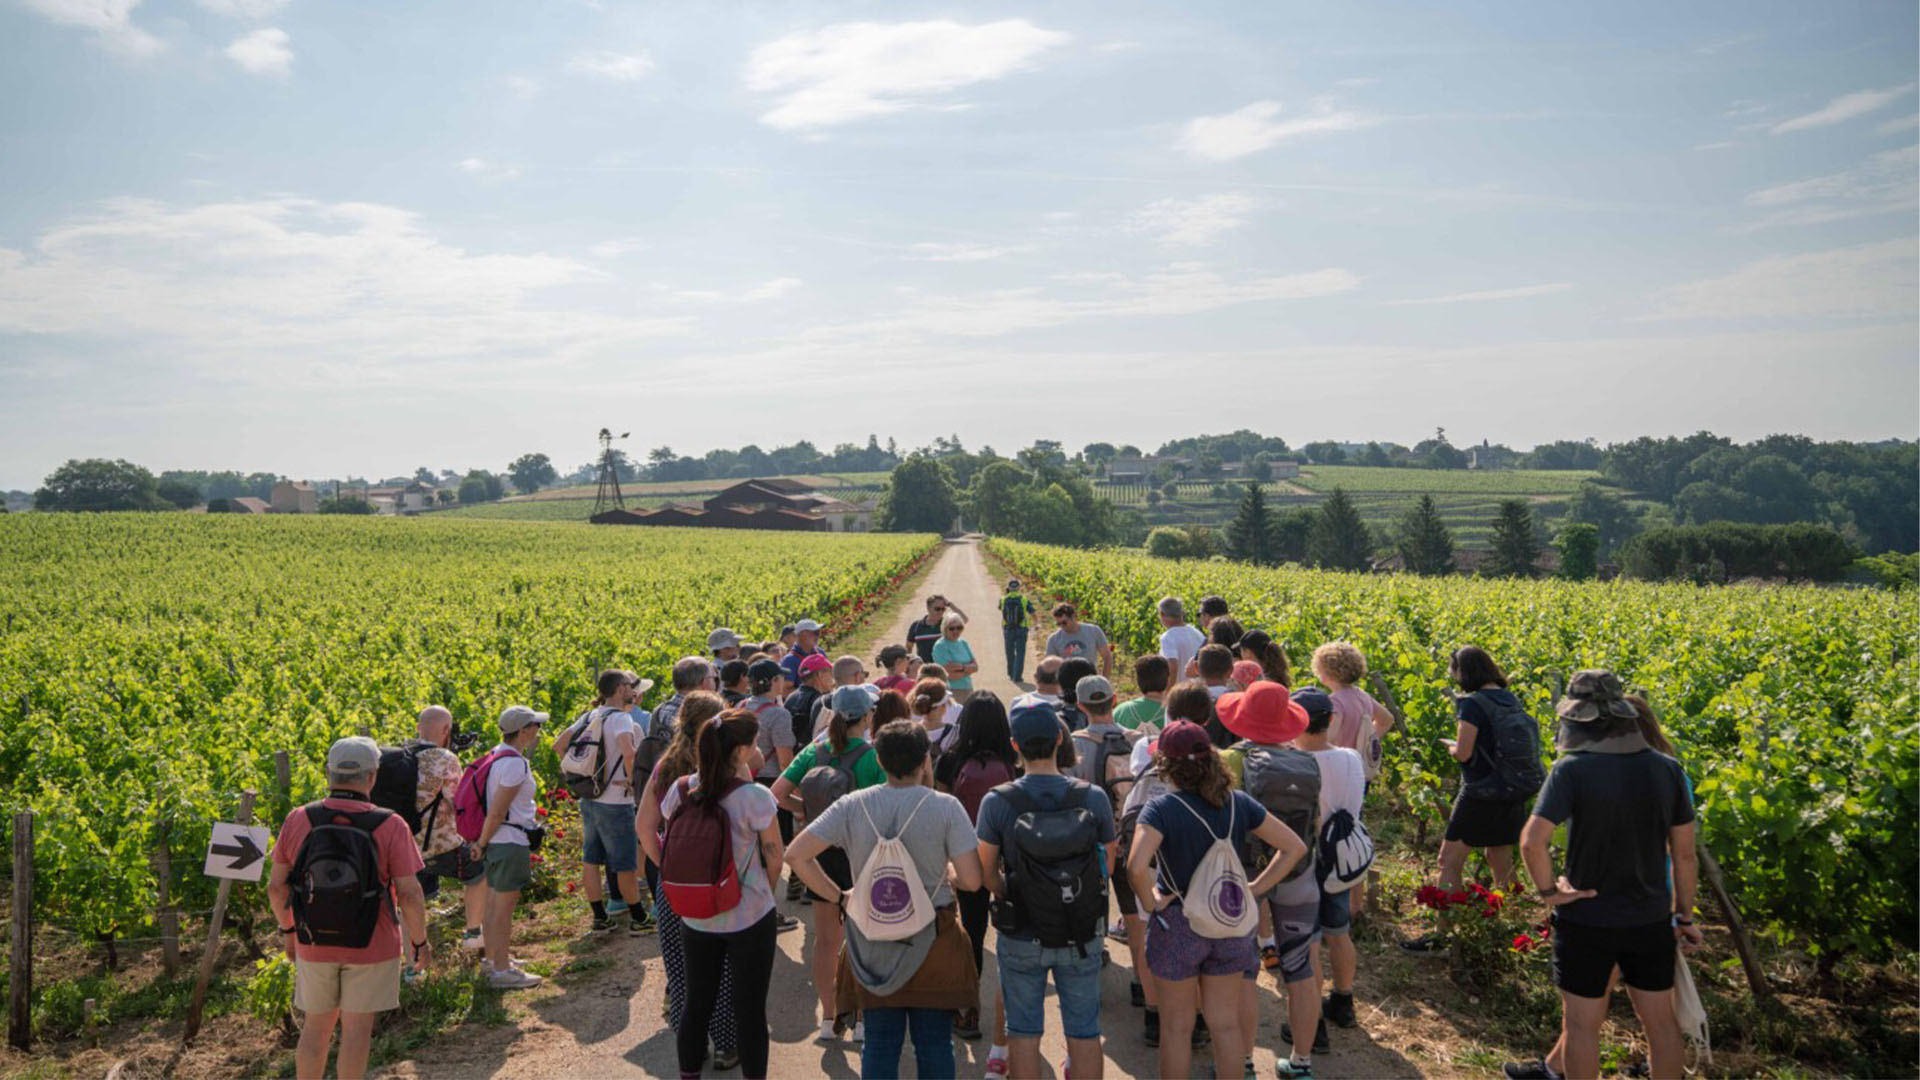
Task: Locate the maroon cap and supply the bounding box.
[1157,720,1213,761]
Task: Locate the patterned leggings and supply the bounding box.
[650,861,736,1053]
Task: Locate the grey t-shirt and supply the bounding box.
[1045,622,1110,663]
[803,784,977,907]
[743,695,796,780]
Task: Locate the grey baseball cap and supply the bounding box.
[326,736,380,779]
[831,684,878,718]
[707,627,742,651]
[1074,675,1115,708]
[794,618,822,634]
[497,704,549,734]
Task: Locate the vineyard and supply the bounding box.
[0,516,936,950]
[988,539,1920,970]
[1293,466,1603,495]
[442,486,885,522]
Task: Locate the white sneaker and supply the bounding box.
[487,967,543,990]
[851,1021,865,1044]
[460,929,485,952]
[815,1019,838,1046]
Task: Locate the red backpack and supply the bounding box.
[660,776,749,919]
[951,755,1015,824]
[453,747,516,843]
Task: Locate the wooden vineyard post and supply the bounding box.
[1366,672,1408,733]
[184,790,255,1043]
[154,830,180,974]
[9,811,32,1052]
[1700,845,1770,1000]
[274,750,292,822]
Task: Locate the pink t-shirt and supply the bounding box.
[1326,686,1384,780]
[875,674,916,695]
[273,797,425,965]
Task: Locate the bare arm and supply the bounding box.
[394,873,431,970]
[1520,815,1596,905]
[1100,644,1114,678]
[616,731,637,799]
[1447,720,1477,762]
[785,827,837,900]
[977,840,1006,898]
[268,862,295,959]
[949,848,984,894]
[1127,824,1164,913]
[636,785,664,866]
[1246,813,1308,896]
[1371,702,1394,738]
[758,818,785,897]
[477,781,518,848]
[770,775,804,817]
[1669,821,1703,947]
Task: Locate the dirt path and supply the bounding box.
[386,539,1437,1079]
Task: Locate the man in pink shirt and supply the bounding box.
[269,736,429,1080]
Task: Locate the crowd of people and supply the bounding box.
[265,586,1701,1080]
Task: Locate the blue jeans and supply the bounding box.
[996,935,1103,1041]
[860,1006,955,1079]
[1003,625,1028,682]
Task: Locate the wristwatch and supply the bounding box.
[280,924,297,934]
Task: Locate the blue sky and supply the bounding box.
[1,0,1914,486]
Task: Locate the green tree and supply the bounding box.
[877,455,959,533]
[155,477,202,509]
[34,459,167,512]
[457,472,493,505]
[1395,494,1456,575]
[1247,456,1274,482]
[1303,440,1346,465]
[1145,526,1192,560]
[1309,488,1373,571]
[1564,480,1640,554]
[1227,481,1279,565]
[1360,441,1392,468]
[1487,498,1541,577]
[1556,522,1600,581]
[319,496,376,515]
[507,453,558,495]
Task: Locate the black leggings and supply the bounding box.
[957,886,991,975]
[681,910,777,1079]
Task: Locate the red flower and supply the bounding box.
[535,807,549,818]
[531,853,544,864]
[1449,890,1471,905]
[1511,934,1535,953]
[565,881,578,893]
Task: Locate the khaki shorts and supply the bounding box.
[294,955,402,1014]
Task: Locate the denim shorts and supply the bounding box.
[580,799,639,873]
[1319,888,1352,937]
[996,935,1104,1041]
[1145,901,1258,982]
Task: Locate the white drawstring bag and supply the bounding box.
[1672,950,1712,1067]
[1168,795,1258,939]
[845,792,936,942]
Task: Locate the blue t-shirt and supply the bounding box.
[1138,790,1268,898]
[977,775,1116,940]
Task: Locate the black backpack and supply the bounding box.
[630,710,670,791]
[367,742,430,836]
[997,781,1108,954]
[1462,692,1546,801]
[289,805,394,949]
[1070,728,1136,810]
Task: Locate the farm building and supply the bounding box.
[592,478,875,532]
[271,480,318,514]
[229,497,272,514]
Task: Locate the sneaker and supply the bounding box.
[1244,1058,1257,1079]
[851,1021,865,1044]
[460,928,485,951]
[1108,922,1130,942]
[712,1048,739,1071]
[1261,944,1280,970]
[774,912,801,933]
[590,913,614,933]
[1279,1019,1330,1054]
[1399,932,1446,955]
[1324,991,1357,1029]
[486,967,544,990]
[1275,1059,1314,1079]
[814,1019,838,1046]
[1502,1061,1563,1080]
[787,876,805,901]
[800,890,813,905]
[954,1008,982,1041]
[984,1057,1009,1078]
[1142,1008,1160,1048]
[606,898,629,917]
[629,914,654,936]
[1130,980,1145,1008]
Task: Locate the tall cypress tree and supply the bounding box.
[1396,493,1456,575]
[1228,481,1276,564]
[1309,487,1374,571]
[1487,498,1542,577]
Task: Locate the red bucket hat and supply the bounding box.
[1216,681,1308,745]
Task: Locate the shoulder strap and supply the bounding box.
[997,783,1037,816]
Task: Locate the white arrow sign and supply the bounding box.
[203,822,272,882]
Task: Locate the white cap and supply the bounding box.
[794,618,822,633]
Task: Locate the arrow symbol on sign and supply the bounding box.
[209,832,264,872]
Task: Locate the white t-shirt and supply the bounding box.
[590,709,638,807]
[485,746,539,844]
[658,777,779,934]
[1307,746,1366,822]
[1158,624,1206,684]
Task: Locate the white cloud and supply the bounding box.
[565,50,653,82]
[1178,99,1374,162]
[1877,113,1919,135]
[224,27,292,77]
[741,277,802,301]
[907,242,1032,262]
[1641,239,1917,322]
[17,0,161,54]
[744,19,1068,131]
[1737,146,1917,230]
[1127,193,1260,247]
[1770,82,1917,134]
[0,197,688,382]
[1388,283,1572,306]
[196,0,287,16]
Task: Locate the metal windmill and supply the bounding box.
[592,428,630,516]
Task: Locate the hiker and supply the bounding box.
[1115,655,1171,735]
[810,656,875,739]
[910,677,959,759]
[975,700,1116,1080]
[933,691,1018,1049]
[1045,601,1113,678]
[709,627,743,665]
[655,709,785,1080]
[1238,630,1293,686]
[788,720,986,1080]
[1156,596,1207,686]
[373,707,485,953]
[1065,676,1150,1031]
[1215,682,1326,1078]
[1024,657,1067,712]
[1288,690,1371,1036]
[1001,577,1036,683]
[785,653,834,750]
[771,685,890,1044]
[907,595,963,664]
[1130,719,1308,1080]
[1186,617,1245,679]
[555,670,649,935]
[655,657,718,739]
[718,659,751,705]
[1311,642,1392,785]
[1511,671,1700,1080]
[779,618,826,687]
[463,706,548,989]
[268,736,428,1080]
[930,612,979,703]
[1055,656,1096,735]
[1197,595,1230,635]
[744,658,797,851]
[874,644,917,694]
[1403,645,1545,955]
[1197,645,1238,708]
[635,691,741,1071]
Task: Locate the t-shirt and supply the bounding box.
[1532,749,1695,928]
[1113,697,1164,733]
[273,796,426,965]
[1158,624,1206,684]
[584,707,638,807]
[931,637,976,691]
[976,775,1117,942]
[906,618,944,663]
[1306,746,1365,822]
[781,736,890,792]
[744,695,796,780]
[1138,789,1268,898]
[803,785,977,907]
[483,746,539,844]
[875,674,916,695]
[1327,685,1384,780]
[658,776,779,933]
[1045,622,1109,663]
[1456,689,1522,790]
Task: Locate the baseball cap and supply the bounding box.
[1557,669,1638,723]
[497,704,549,734]
[1216,682,1309,745]
[831,684,877,718]
[326,736,380,779]
[747,658,784,685]
[1290,689,1334,723]
[1231,660,1265,687]
[707,627,741,652]
[794,618,822,634]
[1075,675,1115,708]
[1006,578,1021,589]
[1157,720,1213,761]
[799,653,833,675]
[1009,700,1063,747]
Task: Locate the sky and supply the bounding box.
[1,0,1915,487]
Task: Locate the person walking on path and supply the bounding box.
[1000,578,1037,684]
[931,612,980,703]
[907,595,965,664]
[1045,602,1114,678]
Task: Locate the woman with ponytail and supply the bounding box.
[1237,629,1292,688]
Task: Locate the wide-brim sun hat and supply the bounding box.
[1216,682,1308,745]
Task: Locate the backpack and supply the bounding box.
[1461,691,1547,801]
[799,742,876,821]
[1001,594,1027,629]
[632,712,669,792]
[659,776,749,920]
[951,755,1015,824]
[558,708,614,800]
[997,781,1108,953]
[1070,728,1136,811]
[845,791,937,941]
[1236,742,1321,883]
[288,804,393,949]
[453,748,516,843]
[1164,794,1257,938]
[1118,745,1170,856]
[1315,807,1375,894]
[367,741,431,837]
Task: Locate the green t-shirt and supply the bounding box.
[1113,697,1164,732]
[781,736,889,790]
[932,636,976,691]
